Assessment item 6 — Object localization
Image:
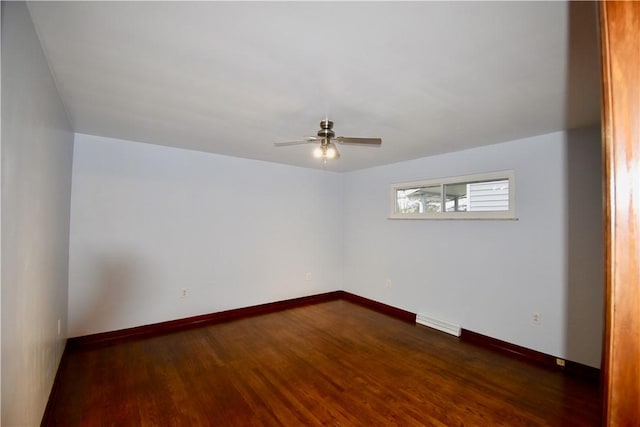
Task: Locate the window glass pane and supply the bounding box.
[466,179,509,211]
[396,185,442,213]
[444,183,468,212]
[445,180,509,212]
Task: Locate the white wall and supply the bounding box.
[342,128,603,368]
[70,129,603,369]
[1,2,74,425]
[68,134,343,337]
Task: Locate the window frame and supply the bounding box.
[389,170,517,220]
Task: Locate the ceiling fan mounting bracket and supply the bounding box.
[319,120,333,130]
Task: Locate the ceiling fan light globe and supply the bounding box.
[325,146,337,159]
[313,147,324,158]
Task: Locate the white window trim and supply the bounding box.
[389,170,517,220]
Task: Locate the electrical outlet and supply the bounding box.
[305,272,312,281]
[181,288,188,298]
[57,319,61,336]
[531,312,541,325]
[385,279,392,288]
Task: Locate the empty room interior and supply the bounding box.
[1,1,616,426]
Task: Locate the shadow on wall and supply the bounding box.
[562,1,604,370]
[565,128,604,369]
[563,1,601,129]
[73,253,139,337]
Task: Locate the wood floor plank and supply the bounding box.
[43,300,600,426]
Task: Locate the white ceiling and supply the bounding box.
[27,1,600,172]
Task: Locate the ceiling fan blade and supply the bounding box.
[274,137,319,147]
[335,136,382,145]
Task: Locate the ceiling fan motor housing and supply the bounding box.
[317,120,335,142]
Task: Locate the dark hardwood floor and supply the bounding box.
[44,300,601,426]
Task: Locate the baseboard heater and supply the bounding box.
[416,313,461,337]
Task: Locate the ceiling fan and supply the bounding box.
[275,120,382,160]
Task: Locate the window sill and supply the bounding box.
[387,215,519,221]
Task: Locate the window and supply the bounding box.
[390,170,516,220]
